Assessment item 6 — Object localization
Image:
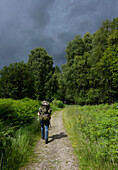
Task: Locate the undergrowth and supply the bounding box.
[0,98,41,170]
[0,98,60,170]
[63,104,118,170]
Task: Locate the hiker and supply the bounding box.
[37,100,52,144]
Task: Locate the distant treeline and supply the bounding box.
[0,17,118,104]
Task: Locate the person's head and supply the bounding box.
[41,100,49,106]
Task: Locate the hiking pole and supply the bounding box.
[49,119,51,128]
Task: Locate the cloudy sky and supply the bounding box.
[0,0,118,69]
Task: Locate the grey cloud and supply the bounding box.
[69,0,98,18]
[0,0,55,69]
[28,0,55,29]
[69,0,118,19]
[0,0,118,70]
[29,33,55,55]
[53,49,66,68]
[67,0,118,35]
[57,31,74,43]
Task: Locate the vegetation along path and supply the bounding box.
[21,111,79,170]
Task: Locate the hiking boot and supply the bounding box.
[41,137,44,140]
[45,139,48,144]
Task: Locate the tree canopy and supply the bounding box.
[0,17,118,104]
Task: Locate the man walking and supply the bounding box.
[38,100,52,144]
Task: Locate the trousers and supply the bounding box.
[40,120,49,140]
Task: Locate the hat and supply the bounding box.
[41,100,49,106]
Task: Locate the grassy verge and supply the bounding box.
[0,120,41,170]
[0,98,62,170]
[0,98,40,170]
[62,104,118,170]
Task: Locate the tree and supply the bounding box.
[61,17,118,104]
[111,18,118,30]
[28,47,54,100]
[97,30,118,103]
[83,32,93,52]
[73,52,91,104]
[50,65,61,100]
[65,35,85,65]
[108,29,118,46]
[61,35,85,103]
[0,62,35,99]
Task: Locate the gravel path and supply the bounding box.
[21,111,80,170]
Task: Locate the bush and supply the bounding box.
[52,100,64,108]
[0,98,40,127]
[0,98,41,170]
[0,119,40,170]
[63,103,118,169]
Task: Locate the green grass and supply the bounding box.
[0,98,61,170]
[63,104,118,170]
[0,119,41,170]
[0,98,41,169]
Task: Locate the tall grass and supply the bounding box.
[0,119,40,170]
[63,104,118,170]
[0,98,41,170]
[0,98,61,169]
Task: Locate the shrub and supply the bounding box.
[52,100,64,108]
[0,119,40,170]
[0,98,41,170]
[63,103,118,169]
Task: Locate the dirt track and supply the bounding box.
[21,111,80,170]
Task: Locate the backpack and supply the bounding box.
[40,101,51,122]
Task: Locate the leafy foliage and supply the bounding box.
[0,62,35,99]
[0,98,39,127]
[63,104,118,169]
[60,17,118,104]
[52,99,64,108]
[28,47,54,100]
[0,98,61,169]
[0,98,40,169]
[0,17,118,104]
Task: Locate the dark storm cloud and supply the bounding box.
[67,0,118,34]
[0,0,118,70]
[0,0,55,69]
[28,0,55,29]
[57,31,74,43]
[53,49,66,68]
